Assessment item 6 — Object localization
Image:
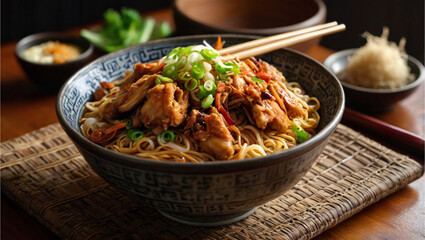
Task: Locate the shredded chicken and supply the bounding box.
[252,99,290,132]
[185,108,235,160]
[133,83,189,134]
[100,74,156,120]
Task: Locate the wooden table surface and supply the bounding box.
[1,8,424,240]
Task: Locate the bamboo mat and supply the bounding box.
[1,123,423,240]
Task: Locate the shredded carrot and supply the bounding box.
[91,122,127,144]
[100,81,114,90]
[104,122,127,134]
[214,36,225,50]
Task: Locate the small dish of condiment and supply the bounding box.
[21,40,82,64]
[15,32,94,93]
[324,28,424,112]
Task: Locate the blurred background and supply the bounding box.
[2,0,423,63]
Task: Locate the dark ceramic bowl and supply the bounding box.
[324,49,425,112]
[15,32,94,93]
[56,34,344,226]
[172,0,326,52]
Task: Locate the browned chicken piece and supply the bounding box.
[232,74,247,92]
[258,60,285,82]
[274,84,306,118]
[100,74,156,120]
[185,108,235,160]
[251,99,290,132]
[133,83,189,134]
[119,63,156,92]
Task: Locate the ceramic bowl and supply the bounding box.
[15,32,94,93]
[172,0,326,52]
[56,34,344,226]
[324,49,425,112]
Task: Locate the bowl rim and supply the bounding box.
[15,31,94,66]
[56,34,344,173]
[172,0,327,35]
[324,48,425,93]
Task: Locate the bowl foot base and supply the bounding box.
[158,207,258,226]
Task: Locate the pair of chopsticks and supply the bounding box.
[219,21,346,61]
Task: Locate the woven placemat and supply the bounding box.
[1,123,423,240]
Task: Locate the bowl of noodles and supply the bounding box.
[56,34,344,226]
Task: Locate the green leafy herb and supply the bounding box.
[81,7,172,52]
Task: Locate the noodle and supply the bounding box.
[80,42,320,162]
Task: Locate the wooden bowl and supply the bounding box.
[172,0,326,52]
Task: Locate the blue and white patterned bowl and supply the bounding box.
[56,34,344,226]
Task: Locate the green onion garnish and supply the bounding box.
[181,46,193,55]
[215,62,233,74]
[202,94,214,108]
[204,80,216,93]
[127,129,144,141]
[197,85,208,99]
[200,48,219,60]
[190,62,205,80]
[178,71,192,81]
[158,130,175,143]
[163,63,179,78]
[166,47,182,60]
[292,125,309,143]
[125,119,132,129]
[252,77,264,84]
[156,75,173,85]
[184,78,198,90]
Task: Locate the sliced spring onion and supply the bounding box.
[292,125,309,143]
[251,77,264,84]
[162,63,179,78]
[184,78,198,90]
[202,94,214,108]
[204,80,216,92]
[181,46,193,55]
[200,48,219,60]
[166,47,182,60]
[178,71,192,81]
[156,75,173,85]
[157,130,175,144]
[125,119,132,129]
[215,62,233,74]
[190,62,205,79]
[127,129,145,141]
[197,85,207,99]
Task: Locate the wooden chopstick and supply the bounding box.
[219,23,346,62]
[218,21,339,56]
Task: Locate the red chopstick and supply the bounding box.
[342,108,424,164]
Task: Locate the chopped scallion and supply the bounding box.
[163,63,179,78]
[197,86,207,99]
[127,129,144,141]
[202,94,214,108]
[158,130,175,144]
[184,78,198,90]
[190,62,205,79]
[292,125,309,143]
[200,48,219,60]
[252,77,264,84]
[204,80,216,92]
